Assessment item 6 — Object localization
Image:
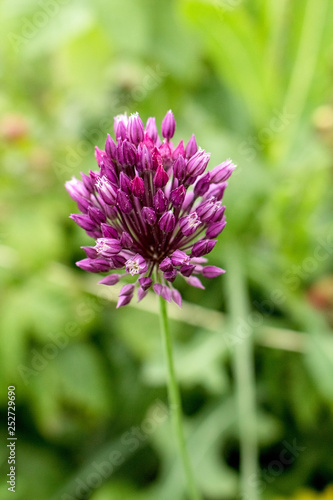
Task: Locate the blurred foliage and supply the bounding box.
[0,0,333,499]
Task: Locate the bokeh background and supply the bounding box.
[1,0,333,499]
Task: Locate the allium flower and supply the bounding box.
[66,111,235,308]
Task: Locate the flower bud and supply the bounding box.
[173,155,186,180]
[95,175,117,205]
[202,266,225,278]
[117,189,133,214]
[105,133,117,160]
[99,274,120,285]
[142,206,157,225]
[191,239,217,258]
[159,211,175,233]
[171,250,190,267]
[179,212,201,236]
[206,219,226,238]
[194,172,210,197]
[159,257,173,272]
[131,175,145,198]
[153,189,168,213]
[186,149,210,177]
[210,159,236,183]
[137,143,153,171]
[170,185,186,207]
[139,277,153,290]
[153,164,169,188]
[120,231,133,248]
[76,258,111,273]
[161,110,176,140]
[145,117,158,142]
[185,134,197,158]
[127,112,144,144]
[119,172,132,194]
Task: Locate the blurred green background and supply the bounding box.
[1,0,333,499]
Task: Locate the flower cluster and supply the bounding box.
[66,111,235,307]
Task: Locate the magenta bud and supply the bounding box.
[117,189,133,214]
[179,212,201,236]
[153,283,172,302]
[138,287,148,302]
[125,253,148,275]
[116,283,135,308]
[210,159,236,183]
[180,263,195,277]
[204,182,228,201]
[187,276,205,289]
[152,147,163,171]
[80,172,95,193]
[206,219,227,238]
[95,176,117,205]
[81,246,98,259]
[119,172,132,194]
[117,140,137,166]
[191,239,217,258]
[95,146,104,168]
[153,164,169,188]
[105,134,117,160]
[161,110,176,140]
[65,177,88,201]
[76,258,111,273]
[70,214,97,231]
[170,185,186,207]
[139,277,153,291]
[114,115,128,140]
[131,175,145,198]
[164,268,177,282]
[172,140,185,160]
[127,112,144,145]
[142,206,157,225]
[171,250,190,267]
[159,211,175,233]
[110,254,127,268]
[159,257,173,272]
[120,231,133,248]
[172,289,182,307]
[98,274,120,286]
[173,155,186,180]
[202,266,225,278]
[95,238,122,257]
[186,149,210,177]
[137,143,153,172]
[100,162,118,185]
[145,117,158,142]
[185,134,197,158]
[196,198,222,223]
[194,172,210,197]
[88,206,106,224]
[101,223,118,239]
[210,205,225,223]
[153,189,168,213]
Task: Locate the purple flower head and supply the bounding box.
[66,111,234,307]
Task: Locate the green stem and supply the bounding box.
[225,246,259,500]
[158,294,202,500]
